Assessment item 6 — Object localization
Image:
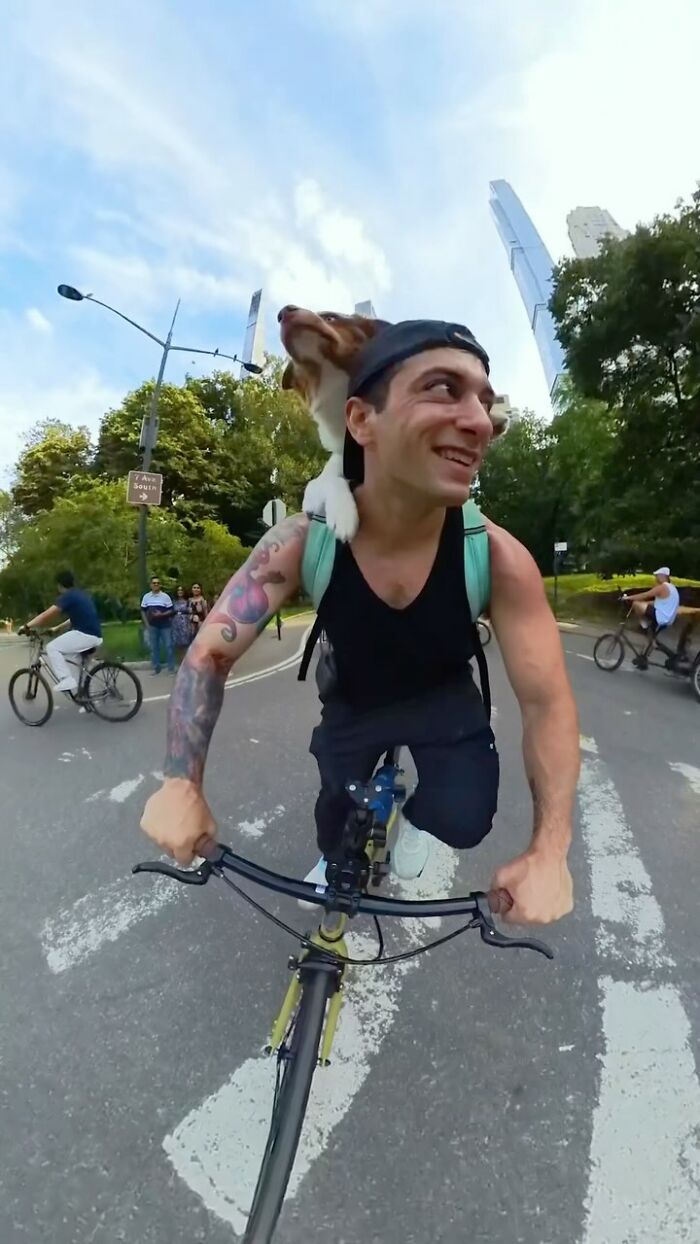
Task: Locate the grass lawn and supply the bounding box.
[543,572,700,623]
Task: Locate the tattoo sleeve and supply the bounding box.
[163,514,308,784]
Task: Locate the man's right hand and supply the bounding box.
[140,778,217,865]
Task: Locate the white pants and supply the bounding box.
[45,630,103,691]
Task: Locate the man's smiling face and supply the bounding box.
[347,346,499,504]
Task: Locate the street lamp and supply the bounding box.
[57,283,263,595]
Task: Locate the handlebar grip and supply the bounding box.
[488,887,513,915]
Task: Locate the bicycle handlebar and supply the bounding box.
[132,843,554,958]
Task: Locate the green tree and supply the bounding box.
[475,412,566,571]
[550,190,700,549]
[12,420,93,515]
[0,490,26,563]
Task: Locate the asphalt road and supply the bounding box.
[1,622,699,1244]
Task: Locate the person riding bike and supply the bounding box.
[141,320,579,926]
[623,566,680,632]
[22,570,102,693]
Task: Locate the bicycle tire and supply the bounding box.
[593,633,625,672]
[8,667,54,727]
[85,661,143,722]
[692,656,700,703]
[244,967,331,1243]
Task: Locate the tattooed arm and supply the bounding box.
[141,514,309,863]
[486,520,579,926]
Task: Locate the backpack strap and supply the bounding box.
[462,499,492,722]
[298,514,337,682]
[462,499,490,619]
[300,513,336,609]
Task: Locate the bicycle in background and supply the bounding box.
[593,602,700,700]
[8,630,143,727]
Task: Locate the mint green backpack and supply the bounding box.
[298,499,492,717]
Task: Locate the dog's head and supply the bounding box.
[278,307,390,452]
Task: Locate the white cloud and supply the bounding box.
[25,308,53,334]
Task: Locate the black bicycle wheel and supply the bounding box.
[84,661,143,721]
[692,656,700,703]
[8,667,54,727]
[477,619,492,647]
[593,633,625,671]
[244,967,331,1243]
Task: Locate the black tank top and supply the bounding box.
[319,507,480,712]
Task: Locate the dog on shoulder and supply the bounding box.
[279,305,390,542]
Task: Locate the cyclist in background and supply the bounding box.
[141,320,580,927]
[23,570,102,693]
[623,566,680,632]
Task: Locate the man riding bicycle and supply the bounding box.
[23,570,102,693]
[141,319,579,926]
[623,566,680,632]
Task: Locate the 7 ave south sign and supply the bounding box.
[126,470,163,506]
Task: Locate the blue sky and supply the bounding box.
[1,0,699,478]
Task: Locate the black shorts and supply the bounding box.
[309,679,499,858]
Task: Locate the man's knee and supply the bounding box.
[408,792,496,849]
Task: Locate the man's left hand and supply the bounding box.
[489,846,574,925]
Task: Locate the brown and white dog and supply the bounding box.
[279,305,390,541]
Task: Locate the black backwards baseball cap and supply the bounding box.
[343,319,490,481]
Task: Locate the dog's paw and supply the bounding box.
[302,476,327,516]
[324,478,359,542]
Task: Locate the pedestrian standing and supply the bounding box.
[189,582,209,638]
[140,576,175,675]
[172,586,193,661]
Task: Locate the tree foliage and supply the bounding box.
[12,420,93,515]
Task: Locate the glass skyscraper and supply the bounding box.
[489,179,566,397]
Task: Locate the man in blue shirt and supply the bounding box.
[25,571,103,693]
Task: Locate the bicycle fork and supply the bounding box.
[266,917,348,1067]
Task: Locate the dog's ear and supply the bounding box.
[281,360,295,391]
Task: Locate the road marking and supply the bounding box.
[574,652,595,662]
[163,837,460,1233]
[584,978,700,1243]
[236,805,285,840]
[579,755,700,1240]
[141,626,312,705]
[41,872,181,973]
[86,774,144,804]
[580,735,598,755]
[669,760,700,796]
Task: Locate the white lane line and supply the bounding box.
[580,735,598,755]
[584,978,700,1243]
[41,872,181,973]
[141,626,312,705]
[578,760,671,970]
[235,805,285,840]
[579,756,700,1241]
[163,837,460,1234]
[85,774,144,804]
[669,760,700,797]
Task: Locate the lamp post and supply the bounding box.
[57,284,262,595]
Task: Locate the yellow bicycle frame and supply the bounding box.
[266,801,401,1067]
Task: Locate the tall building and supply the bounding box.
[240,288,265,378]
[489,179,566,398]
[354,299,377,318]
[566,206,628,259]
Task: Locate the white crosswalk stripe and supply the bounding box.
[579,751,700,1242]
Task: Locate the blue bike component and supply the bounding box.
[345,762,404,827]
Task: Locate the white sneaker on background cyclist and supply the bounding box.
[299,812,430,908]
[53,676,78,693]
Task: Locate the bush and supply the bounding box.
[594,537,700,580]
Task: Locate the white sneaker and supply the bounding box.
[54,677,78,693]
[298,857,328,909]
[392,812,430,880]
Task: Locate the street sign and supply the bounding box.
[262,498,287,528]
[126,470,163,506]
[554,541,568,553]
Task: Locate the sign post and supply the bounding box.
[262,499,287,639]
[553,541,568,617]
[126,470,164,507]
